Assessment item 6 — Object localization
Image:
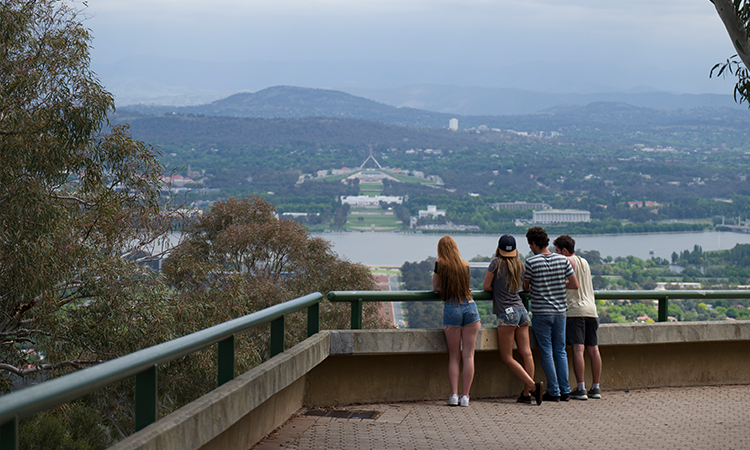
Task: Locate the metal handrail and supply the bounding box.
[328,289,750,328]
[0,292,323,450]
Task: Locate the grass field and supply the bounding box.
[359,182,383,191]
[345,212,402,231]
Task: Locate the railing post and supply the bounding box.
[270,316,285,357]
[659,296,669,322]
[520,291,530,312]
[217,335,235,386]
[307,302,320,337]
[0,416,18,450]
[351,299,363,330]
[135,364,158,431]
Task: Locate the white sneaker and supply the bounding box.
[459,395,470,407]
[448,394,459,406]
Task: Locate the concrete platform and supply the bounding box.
[253,384,750,450]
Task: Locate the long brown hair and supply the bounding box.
[494,247,523,293]
[435,236,471,303]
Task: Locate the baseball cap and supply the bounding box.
[498,234,517,257]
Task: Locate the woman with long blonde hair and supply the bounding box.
[432,235,481,407]
[483,234,542,405]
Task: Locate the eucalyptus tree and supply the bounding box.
[711,0,750,104]
[0,0,167,390]
[163,196,386,344]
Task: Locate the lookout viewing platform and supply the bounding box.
[1,290,749,450]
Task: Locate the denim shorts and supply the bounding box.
[443,301,481,327]
[496,308,530,327]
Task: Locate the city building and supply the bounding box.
[532,209,591,223]
[418,205,446,219]
[492,201,550,211]
[449,118,458,131]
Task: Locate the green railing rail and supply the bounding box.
[0,292,323,450]
[328,289,750,329]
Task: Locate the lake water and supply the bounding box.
[314,231,750,266]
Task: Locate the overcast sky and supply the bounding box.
[84,0,740,96]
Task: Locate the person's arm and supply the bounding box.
[566,273,579,290]
[432,272,440,291]
[522,260,531,291]
[482,271,494,291]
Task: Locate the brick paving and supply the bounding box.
[253,384,750,450]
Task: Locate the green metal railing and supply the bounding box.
[0,292,323,450]
[328,289,750,329]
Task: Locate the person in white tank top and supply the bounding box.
[553,235,603,400]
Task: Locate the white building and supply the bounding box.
[532,209,591,224]
[341,195,403,207]
[449,118,458,131]
[418,205,446,219]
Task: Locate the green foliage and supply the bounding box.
[404,301,442,328]
[20,403,113,450]
[710,0,750,104]
[1,0,166,387]
[400,259,435,290]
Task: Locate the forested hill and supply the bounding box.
[120,86,453,128]
[110,114,487,149]
[113,102,750,149]
[118,86,750,132]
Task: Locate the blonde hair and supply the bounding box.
[435,236,471,303]
[494,248,523,293]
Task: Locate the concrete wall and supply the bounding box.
[305,322,750,405]
[109,321,750,450]
[109,333,330,450]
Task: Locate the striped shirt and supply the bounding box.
[523,253,574,315]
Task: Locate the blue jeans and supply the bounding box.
[532,314,570,396]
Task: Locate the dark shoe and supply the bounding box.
[516,393,532,404]
[570,388,588,400]
[532,381,543,405]
[560,392,570,402]
[587,387,602,399]
[542,392,560,402]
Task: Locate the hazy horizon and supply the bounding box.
[85,1,742,107]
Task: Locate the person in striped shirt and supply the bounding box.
[523,227,578,402]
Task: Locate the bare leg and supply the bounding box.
[460,321,481,397]
[444,326,462,395]
[496,326,535,395]
[571,343,586,384]
[514,324,536,394]
[586,345,602,385]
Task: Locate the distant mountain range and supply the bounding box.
[95,56,737,111]
[119,86,750,131]
[343,85,743,116]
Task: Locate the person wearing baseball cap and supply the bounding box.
[483,234,542,405]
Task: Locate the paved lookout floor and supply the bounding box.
[253,384,750,450]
